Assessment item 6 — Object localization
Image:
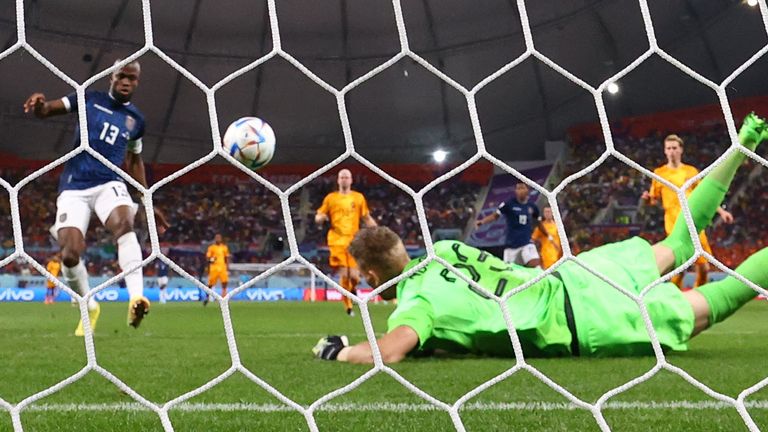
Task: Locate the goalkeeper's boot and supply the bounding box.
[738,112,768,151]
[128,296,150,328]
[74,303,101,337]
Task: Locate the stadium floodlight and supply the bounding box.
[432,149,448,162]
[607,82,620,94]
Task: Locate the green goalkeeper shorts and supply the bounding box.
[556,237,695,357]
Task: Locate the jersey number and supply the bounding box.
[112,185,129,198]
[99,122,120,145]
[450,243,511,299]
[518,215,528,225]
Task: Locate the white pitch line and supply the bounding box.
[18,400,768,413]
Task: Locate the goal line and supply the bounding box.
[25,400,768,413]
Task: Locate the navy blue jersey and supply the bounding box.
[497,198,539,248]
[157,261,169,277]
[59,91,145,191]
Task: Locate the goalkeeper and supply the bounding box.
[313,113,768,363]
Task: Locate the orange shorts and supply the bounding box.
[329,245,357,269]
[208,266,229,285]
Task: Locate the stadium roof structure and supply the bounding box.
[0,0,767,165]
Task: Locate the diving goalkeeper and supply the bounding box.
[313,113,768,363]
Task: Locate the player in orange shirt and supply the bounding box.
[44,253,62,304]
[531,206,562,269]
[315,169,377,316]
[204,233,230,306]
[642,134,734,289]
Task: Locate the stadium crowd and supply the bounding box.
[561,124,761,264]
[0,167,480,276]
[0,168,292,276]
[1,120,764,278]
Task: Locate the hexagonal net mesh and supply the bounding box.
[2,0,768,431]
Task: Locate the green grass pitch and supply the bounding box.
[0,300,766,431]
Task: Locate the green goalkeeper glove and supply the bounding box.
[312,335,348,360]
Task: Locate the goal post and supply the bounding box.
[227,262,318,302]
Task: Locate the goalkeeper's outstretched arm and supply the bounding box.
[313,326,419,364]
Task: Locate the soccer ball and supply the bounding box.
[222,117,276,170]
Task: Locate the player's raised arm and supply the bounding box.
[475,210,500,228]
[23,92,69,118]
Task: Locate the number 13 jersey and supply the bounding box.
[58,91,145,192]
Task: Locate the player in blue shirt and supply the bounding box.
[475,182,547,267]
[157,260,170,304]
[24,60,169,335]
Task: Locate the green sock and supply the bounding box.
[695,248,768,325]
[659,178,727,267]
[659,113,765,267]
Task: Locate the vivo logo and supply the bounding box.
[0,289,35,301]
[93,290,120,301]
[245,289,284,301]
[163,289,200,302]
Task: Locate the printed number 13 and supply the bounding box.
[99,122,119,145]
[112,186,129,198]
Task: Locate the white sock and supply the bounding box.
[62,260,98,311]
[117,232,144,299]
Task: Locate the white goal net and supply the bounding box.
[2,0,768,431]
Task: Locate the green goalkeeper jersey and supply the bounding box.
[388,240,572,357]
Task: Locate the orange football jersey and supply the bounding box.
[649,163,713,262]
[206,244,230,269]
[532,220,561,269]
[649,164,700,234]
[317,191,370,247]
